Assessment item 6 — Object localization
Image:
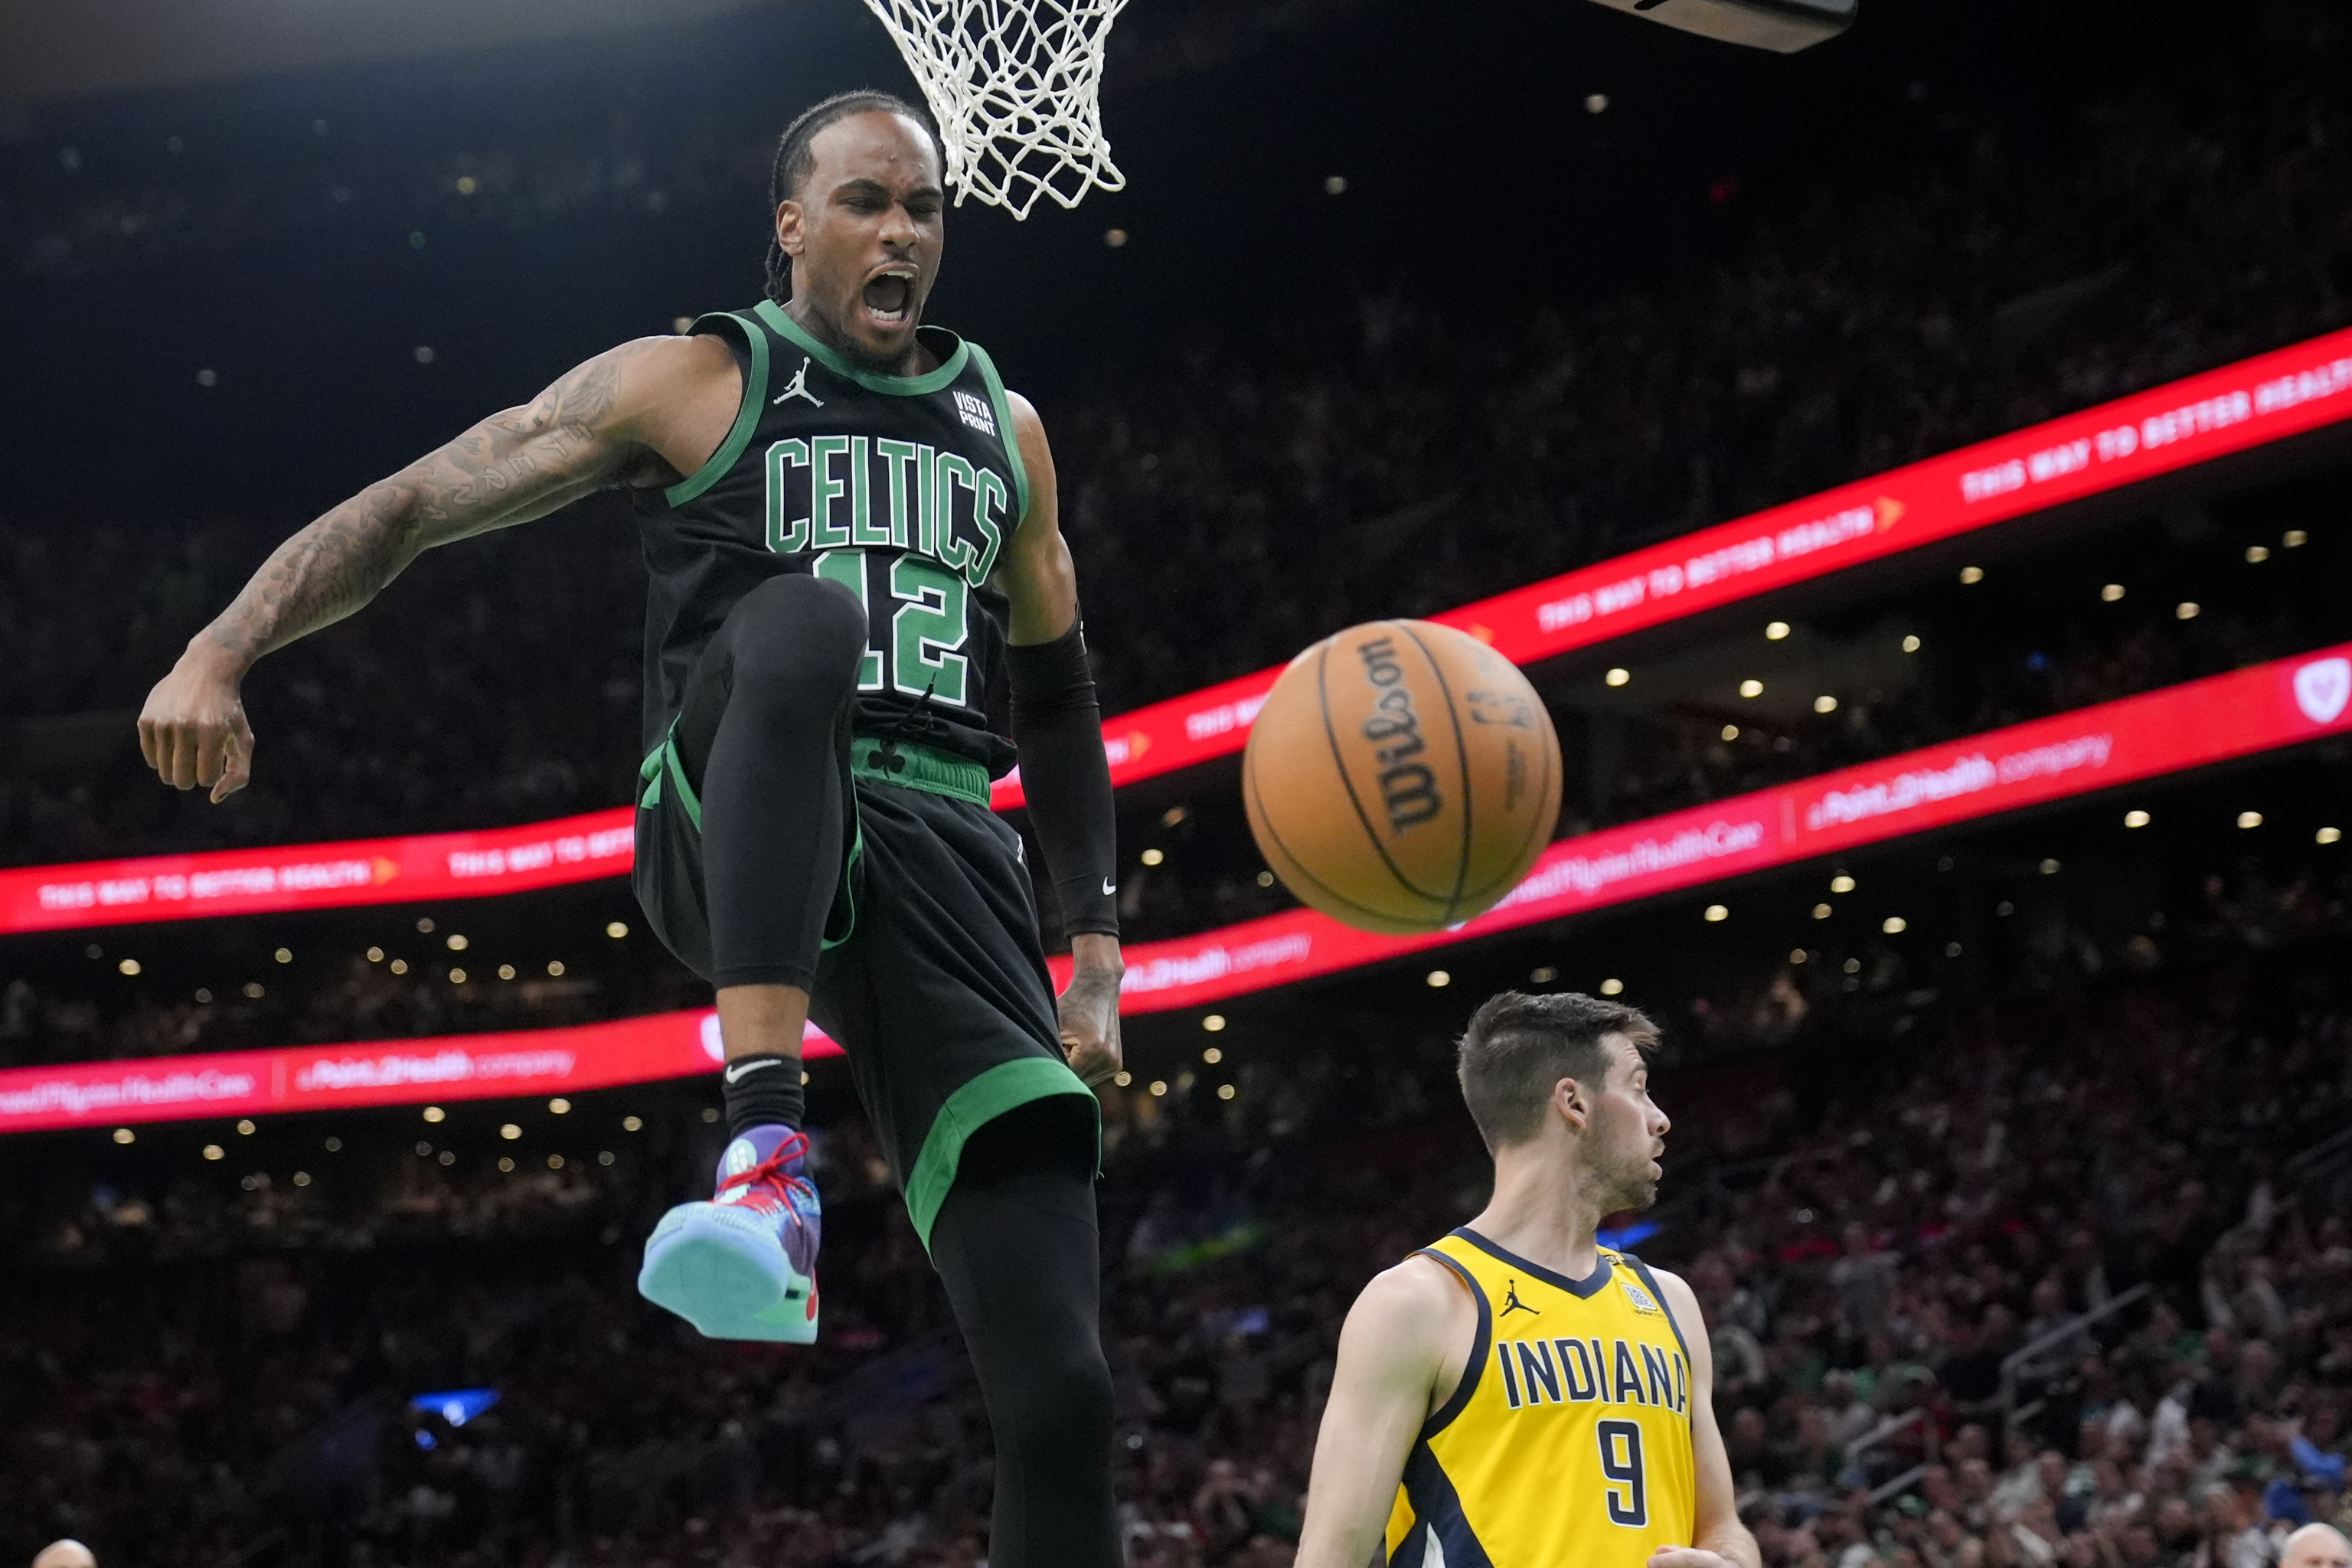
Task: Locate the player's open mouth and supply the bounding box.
[861,269,916,328]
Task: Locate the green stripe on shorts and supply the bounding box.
[903,1057,1099,1250]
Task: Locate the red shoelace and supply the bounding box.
[717,1129,818,1210]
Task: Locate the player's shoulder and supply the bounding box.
[1354,1248,1479,1327]
[587,332,739,410]
[1619,1254,1704,1328]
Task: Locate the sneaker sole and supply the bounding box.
[637,1201,819,1344]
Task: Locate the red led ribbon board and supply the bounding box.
[1064,642,2352,1011]
[990,325,2352,807]
[8,644,2345,1133]
[4,328,2350,937]
[0,808,639,936]
[0,1009,844,1135]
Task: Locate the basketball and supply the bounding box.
[1243,620,1563,934]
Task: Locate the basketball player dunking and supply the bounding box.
[1297,991,1760,1568]
[136,93,1123,1565]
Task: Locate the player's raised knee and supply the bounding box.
[732,573,871,687]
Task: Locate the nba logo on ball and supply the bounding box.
[1243,620,1563,934]
[2295,657,2350,725]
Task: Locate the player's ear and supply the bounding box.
[1550,1076,1589,1132]
[776,200,806,260]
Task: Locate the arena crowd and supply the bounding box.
[2,854,2348,1568]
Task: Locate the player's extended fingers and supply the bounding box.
[136,715,159,773]
[1063,1035,1119,1089]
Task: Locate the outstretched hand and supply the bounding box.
[1059,933,1125,1088]
[138,642,255,804]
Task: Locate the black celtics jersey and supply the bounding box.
[634,299,1030,774]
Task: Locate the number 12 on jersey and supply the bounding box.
[811,549,972,707]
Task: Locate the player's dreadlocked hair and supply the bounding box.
[763,90,946,305]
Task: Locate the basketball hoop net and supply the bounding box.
[861,0,1129,219]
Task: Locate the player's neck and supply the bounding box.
[1471,1145,1607,1282]
[782,296,939,378]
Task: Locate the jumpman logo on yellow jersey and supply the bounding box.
[1497,1279,1538,1320]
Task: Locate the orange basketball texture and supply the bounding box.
[1243,620,1563,934]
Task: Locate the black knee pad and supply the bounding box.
[728,573,871,697]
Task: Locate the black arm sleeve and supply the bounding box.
[1007,617,1120,940]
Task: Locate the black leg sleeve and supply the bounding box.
[928,1102,1119,1568]
[671,573,868,992]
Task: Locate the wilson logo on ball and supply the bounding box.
[1359,636,1442,831]
[1245,619,1563,935]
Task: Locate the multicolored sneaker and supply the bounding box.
[637,1125,822,1343]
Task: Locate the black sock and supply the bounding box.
[721,1054,805,1137]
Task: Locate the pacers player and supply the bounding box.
[1296,991,1759,1568]
[136,94,1122,1564]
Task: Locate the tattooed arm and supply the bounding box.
[139,332,738,802]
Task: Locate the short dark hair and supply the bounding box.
[763,90,946,304]
[1455,991,1658,1152]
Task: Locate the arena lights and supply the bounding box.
[117,959,139,975]
[1902,635,1922,653]
[422,1106,446,1122]
[622,1116,643,1132]
[1202,1047,1222,1064]
[2285,529,2309,547]
[605,922,628,939]
[367,947,384,962]
[1704,905,1729,923]
[2239,811,2264,828]
[236,1119,256,1135]
[275,948,292,963]
[498,965,515,980]
[2321,827,2344,844]
[1721,725,1740,742]
[446,933,468,950]
[1599,978,1625,996]
[1740,679,1764,698]
[1201,1014,1226,1031]
[1830,874,1855,893]
[7,644,2352,1135]
[2102,583,2127,602]
[1882,916,1907,934]
[112,1127,134,1144]
[1959,567,1984,584]
[1766,622,1791,640]
[2125,809,2151,828]
[202,1145,224,1161]
[1814,695,1838,714]
[1814,903,1833,919]
[549,1097,570,1114]
[1605,668,1631,687]
[1140,848,1165,866]
[2247,545,2270,564]
[2178,602,2202,620]
[1217,1084,1236,1101]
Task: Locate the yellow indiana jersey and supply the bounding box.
[1382,1227,1697,1567]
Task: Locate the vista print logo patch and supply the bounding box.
[2295,657,2350,726]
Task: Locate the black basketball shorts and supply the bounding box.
[632,732,1099,1248]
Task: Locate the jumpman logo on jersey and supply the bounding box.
[1498,1279,1539,1319]
[773,357,824,408]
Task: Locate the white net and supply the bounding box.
[862,0,1130,219]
